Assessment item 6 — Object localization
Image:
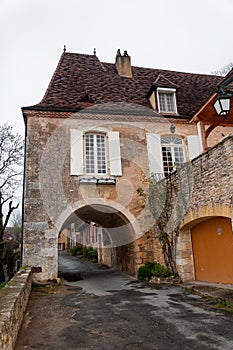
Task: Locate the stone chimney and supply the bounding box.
[115,49,132,78]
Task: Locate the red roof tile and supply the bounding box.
[23,51,223,119]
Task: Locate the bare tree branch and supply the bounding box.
[0,124,24,242]
[211,62,233,76]
[2,201,19,234]
[0,171,23,189]
[1,195,13,206]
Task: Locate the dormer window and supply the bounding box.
[157,88,177,114]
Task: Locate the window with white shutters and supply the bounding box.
[70,130,122,177]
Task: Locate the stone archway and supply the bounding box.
[180,204,232,230]
[58,202,139,276]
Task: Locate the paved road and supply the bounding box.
[15,251,233,350]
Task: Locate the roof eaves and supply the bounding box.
[21,105,83,113]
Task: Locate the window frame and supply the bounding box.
[84,132,107,175]
[70,129,122,177]
[156,88,177,114]
[161,136,185,176]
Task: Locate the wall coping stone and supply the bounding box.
[0,268,33,350]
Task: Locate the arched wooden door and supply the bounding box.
[191,217,233,284]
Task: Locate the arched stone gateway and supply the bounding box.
[60,204,136,245]
[59,203,140,276]
[23,197,149,282]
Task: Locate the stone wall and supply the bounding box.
[0,268,33,350]
[115,229,165,277]
[23,113,163,280]
[22,108,233,281]
[149,135,233,281]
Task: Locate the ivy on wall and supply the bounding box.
[147,164,193,275]
[148,176,178,275]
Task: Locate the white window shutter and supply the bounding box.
[187,135,201,160]
[108,131,122,176]
[146,133,164,178]
[70,129,83,175]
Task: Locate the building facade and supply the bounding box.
[22,49,233,282]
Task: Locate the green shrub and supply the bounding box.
[70,246,82,256]
[80,246,89,257]
[138,261,171,282]
[144,261,156,270]
[0,282,6,290]
[152,263,171,278]
[79,246,98,259]
[138,265,153,282]
[69,245,98,261]
[87,248,98,261]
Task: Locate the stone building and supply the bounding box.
[58,227,70,251]
[22,49,233,283]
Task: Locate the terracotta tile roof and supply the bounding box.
[152,73,178,89]
[23,51,223,119]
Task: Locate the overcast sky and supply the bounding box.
[1,0,233,135]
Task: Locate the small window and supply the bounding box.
[85,133,107,174]
[161,136,185,176]
[157,88,177,114]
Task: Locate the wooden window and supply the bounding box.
[70,130,122,176]
[161,136,185,176]
[85,133,107,174]
[157,88,177,114]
